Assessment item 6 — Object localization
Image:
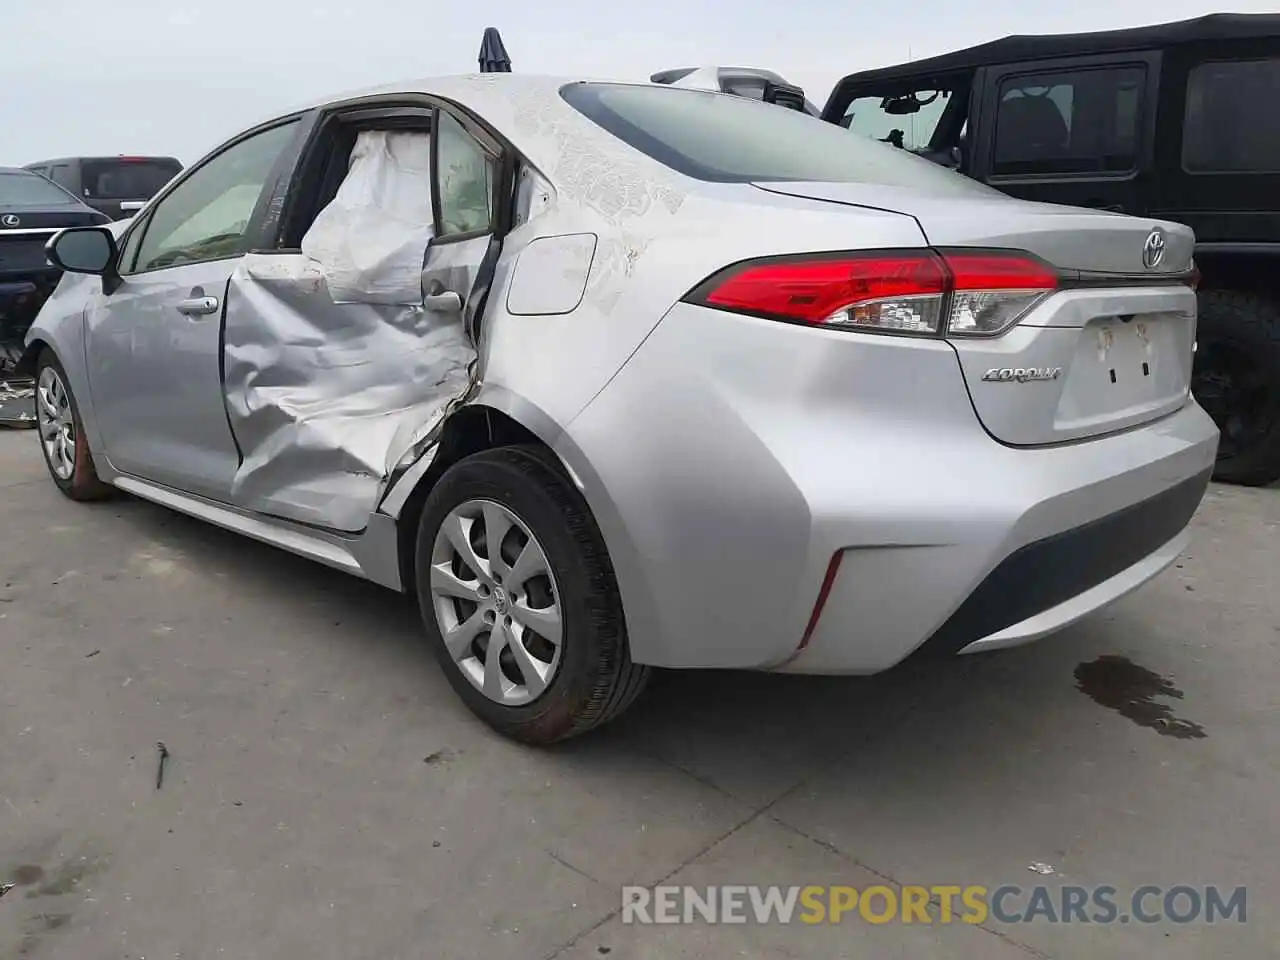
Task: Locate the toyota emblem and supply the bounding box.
[1,214,19,227]
[1142,228,1166,270]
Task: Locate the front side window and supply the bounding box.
[0,170,76,205]
[435,110,496,237]
[841,89,955,152]
[130,120,298,274]
[992,66,1145,176]
[1183,58,1280,173]
[560,82,997,195]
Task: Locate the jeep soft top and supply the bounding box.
[825,12,1278,93]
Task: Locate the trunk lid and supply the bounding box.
[753,180,1199,445]
[752,181,1196,276]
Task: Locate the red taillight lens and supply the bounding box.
[943,252,1059,291]
[684,249,1059,338]
[943,251,1058,337]
[692,251,949,334]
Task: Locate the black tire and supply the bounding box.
[34,349,113,501]
[414,444,650,744]
[1193,289,1280,487]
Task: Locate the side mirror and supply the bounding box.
[46,226,117,276]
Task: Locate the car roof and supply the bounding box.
[293,72,618,112]
[828,13,1280,92]
[263,74,688,177]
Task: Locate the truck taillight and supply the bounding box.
[683,249,1059,338]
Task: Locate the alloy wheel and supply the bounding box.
[429,498,563,706]
[36,365,76,481]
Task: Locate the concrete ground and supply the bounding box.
[0,429,1276,960]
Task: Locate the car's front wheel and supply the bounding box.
[414,445,650,744]
[34,350,112,501]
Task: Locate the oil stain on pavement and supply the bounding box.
[1074,655,1208,739]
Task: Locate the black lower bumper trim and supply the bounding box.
[911,467,1213,660]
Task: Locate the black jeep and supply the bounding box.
[821,13,1280,485]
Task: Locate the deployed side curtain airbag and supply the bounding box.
[301,130,435,304]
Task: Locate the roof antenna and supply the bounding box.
[479,27,512,73]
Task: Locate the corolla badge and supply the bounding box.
[1,214,19,227]
[1142,228,1166,269]
[981,366,1063,383]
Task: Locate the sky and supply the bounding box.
[2,1,1273,166]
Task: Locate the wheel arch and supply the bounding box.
[384,385,664,665]
[13,337,51,378]
[389,403,542,592]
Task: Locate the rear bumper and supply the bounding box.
[912,468,1208,659]
[564,302,1219,673]
[770,403,1216,675]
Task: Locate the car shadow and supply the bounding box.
[111,491,1170,812]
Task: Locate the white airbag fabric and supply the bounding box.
[300,130,435,304]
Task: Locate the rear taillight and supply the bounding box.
[683,249,1059,338]
[942,252,1059,337]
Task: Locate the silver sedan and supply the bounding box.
[24,76,1218,743]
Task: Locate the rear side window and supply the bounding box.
[81,159,182,200]
[992,67,1145,176]
[49,163,76,188]
[1183,59,1280,174]
[559,82,998,194]
[0,170,75,204]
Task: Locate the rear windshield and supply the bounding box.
[0,170,75,204]
[82,159,181,200]
[560,82,995,192]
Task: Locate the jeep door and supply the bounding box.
[1152,40,1280,246]
[968,52,1161,216]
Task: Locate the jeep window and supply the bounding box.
[0,170,76,205]
[841,89,954,152]
[560,81,996,193]
[1183,58,1280,174]
[993,67,1145,177]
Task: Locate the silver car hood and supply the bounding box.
[751,180,1196,277]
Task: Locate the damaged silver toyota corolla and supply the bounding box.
[23,76,1219,744]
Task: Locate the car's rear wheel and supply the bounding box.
[34,351,112,501]
[414,445,650,744]
[1193,289,1280,487]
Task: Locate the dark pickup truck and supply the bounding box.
[22,155,181,222]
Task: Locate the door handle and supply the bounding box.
[176,295,219,317]
[423,291,463,311]
[421,277,463,312]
